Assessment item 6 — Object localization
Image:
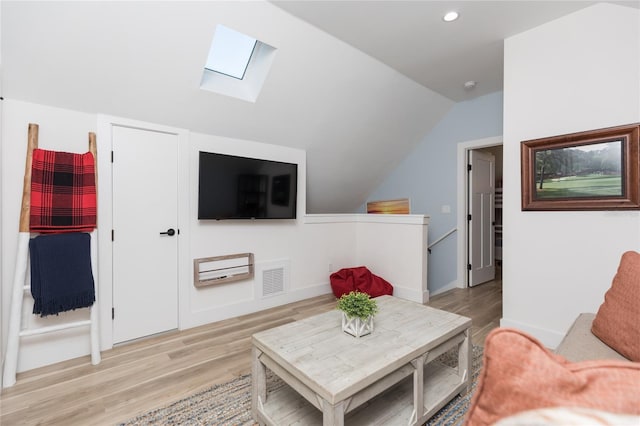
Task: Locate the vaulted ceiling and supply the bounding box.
[3,1,632,213]
[273,1,639,102]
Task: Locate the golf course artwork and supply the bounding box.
[534,141,622,199]
[521,123,640,211]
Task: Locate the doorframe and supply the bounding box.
[456,136,502,289]
[96,115,190,350]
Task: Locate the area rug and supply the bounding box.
[119,345,483,426]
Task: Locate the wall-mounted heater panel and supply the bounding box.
[194,253,254,288]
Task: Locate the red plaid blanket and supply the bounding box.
[30,149,97,233]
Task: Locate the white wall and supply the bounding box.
[502,3,640,348]
[307,214,430,303]
[184,131,356,328]
[360,91,503,295]
[1,99,430,373]
[0,2,4,386]
[355,216,429,303]
[2,1,453,215]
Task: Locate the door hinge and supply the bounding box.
[111,229,114,241]
[111,151,114,163]
[468,264,472,271]
[467,214,472,221]
[112,307,115,320]
[467,164,472,171]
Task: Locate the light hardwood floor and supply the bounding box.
[427,275,502,347]
[0,278,501,426]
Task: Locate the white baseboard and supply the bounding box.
[500,317,565,350]
[429,280,460,297]
[186,282,333,329]
[393,286,429,304]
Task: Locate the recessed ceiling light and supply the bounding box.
[443,11,459,22]
[464,80,477,90]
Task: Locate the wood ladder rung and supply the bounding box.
[19,320,93,337]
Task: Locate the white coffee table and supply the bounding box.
[251,295,472,426]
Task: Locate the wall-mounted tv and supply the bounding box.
[198,151,298,220]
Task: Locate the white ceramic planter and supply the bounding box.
[341,312,374,337]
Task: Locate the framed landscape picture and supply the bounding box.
[521,123,640,211]
[366,198,410,214]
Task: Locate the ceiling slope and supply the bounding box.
[1,1,453,213]
[272,1,639,102]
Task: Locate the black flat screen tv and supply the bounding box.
[198,151,298,220]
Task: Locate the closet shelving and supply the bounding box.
[495,187,503,263]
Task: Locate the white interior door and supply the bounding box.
[112,125,179,344]
[468,150,495,287]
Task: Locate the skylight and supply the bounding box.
[200,25,277,102]
[205,25,257,80]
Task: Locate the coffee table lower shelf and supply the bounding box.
[257,361,467,426]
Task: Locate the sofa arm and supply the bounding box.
[555,313,627,362]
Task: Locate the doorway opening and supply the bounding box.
[456,136,503,289]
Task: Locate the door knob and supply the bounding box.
[160,228,176,236]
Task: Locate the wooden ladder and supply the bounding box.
[2,123,101,388]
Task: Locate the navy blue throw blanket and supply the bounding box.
[29,233,95,317]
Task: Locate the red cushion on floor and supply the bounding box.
[330,266,393,298]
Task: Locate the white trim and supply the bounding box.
[96,115,189,351]
[188,282,332,328]
[0,43,4,389]
[429,280,459,297]
[305,214,429,225]
[392,285,429,304]
[456,136,503,289]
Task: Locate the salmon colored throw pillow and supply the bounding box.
[465,328,640,426]
[591,251,640,362]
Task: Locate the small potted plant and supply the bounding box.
[337,291,378,337]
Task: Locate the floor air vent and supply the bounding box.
[262,267,284,297]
